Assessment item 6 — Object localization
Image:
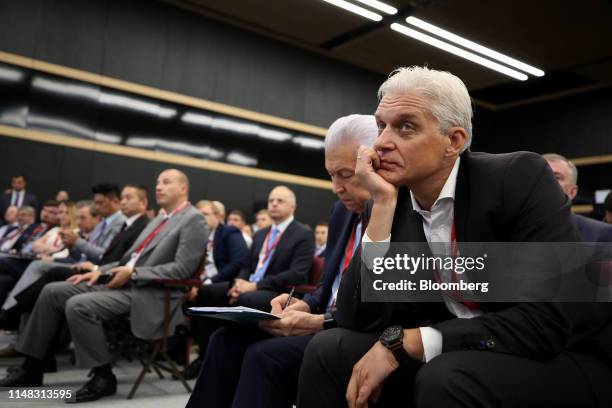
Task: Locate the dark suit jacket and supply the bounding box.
[336,151,612,387]
[238,219,315,292]
[0,191,37,222]
[304,201,359,314]
[99,214,149,265]
[572,213,612,243]
[11,223,49,253]
[210,223,250,283]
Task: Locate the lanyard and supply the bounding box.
[433,222,479,310]
[133,202,188,255]
[261,227,284,264]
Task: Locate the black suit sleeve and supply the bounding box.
[211,230,250,283]
[434,153,611,360]
[256,226,315,292]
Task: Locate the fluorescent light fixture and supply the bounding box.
[321,0,382,21]
[181,112,213,127]
[32,76,98,100]
[95,132,122,144]
[390,23,528,81]
[293,136,326,150]
[0,66,24,82]
[353,0,397,15]
[212,118,259,136]
[406,17,544,77]
[27,114,95,138]
[227,152,258,166]
[100,92,176,118]
[258,128,292,142]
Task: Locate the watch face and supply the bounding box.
[380,325,403,346]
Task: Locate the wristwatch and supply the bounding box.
[379,325,410,363]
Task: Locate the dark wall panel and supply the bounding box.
[34,0,107,74]
[102,0,168,88]
[0,0,43,58]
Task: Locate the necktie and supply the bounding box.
[250,227,280,282]
[11,192,18,207]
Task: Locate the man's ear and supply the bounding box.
[569,185,578,200]
[445,127,468,156]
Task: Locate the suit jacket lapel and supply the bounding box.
[392,186,427,243]
[139,211,184,258]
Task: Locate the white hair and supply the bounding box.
[542,153,578,185]
[324,114,378,152]
[378,66,473,152]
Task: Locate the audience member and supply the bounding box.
[254,209,272,232]
[297,66,612,408]
[0,175,38,219]
[213,200,226,223]
[227,209,253,248]
[0,206,18,238]
[0,169,208,404]
[544,153,612,242]
[186,186,314,376]
[314,222,328,257]
[55,190,69,203]
[0,206,36,254]
[183,200,251,378]
[187,114,376,408]
[0,186,150,331]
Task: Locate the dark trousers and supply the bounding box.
[190,282,279,354]
[2,266,75,327]
[0,257,31,305]
[186,327,313,408]
[298,328,612,408]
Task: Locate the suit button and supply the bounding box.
[486,339,495,349]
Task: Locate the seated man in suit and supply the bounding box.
[2,184,126,307]
[186,114,376,408]
[0,206,18,238]
[0,206,37,253]
[0,202,60,305]
[0,185,150,331]
[297,66,612,408]
[544,153,612,242]
[227,209,253,248]
[0,174,38,219]
[182,200,251,378]
[185,186,314,375]
[0,169,208,403]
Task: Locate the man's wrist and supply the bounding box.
[402,328,424,362]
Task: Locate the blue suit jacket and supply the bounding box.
[210,223,250,283]
[572,213,612,242]
[304,201,359,314]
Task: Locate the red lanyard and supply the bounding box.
[434,222,480,310]
[134,202,188,255]
[261,227,284,264]
[341,219,362,274]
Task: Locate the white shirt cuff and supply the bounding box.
[362,232,391,243]
[419,327,443,362]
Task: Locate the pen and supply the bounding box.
[283,287,295,310]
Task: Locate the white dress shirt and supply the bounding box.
[363,157,482,362]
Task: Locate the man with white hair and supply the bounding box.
[187,114,377,408]
[298,67,611,408]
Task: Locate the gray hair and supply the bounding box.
[76,200,97,217]
[378,66,473,152]
[17,206,35,217]
[325,114,378,152]
[542,153,578,185]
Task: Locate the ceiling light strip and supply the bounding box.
[321,0,383,21]
[390,23,528,81]
[353,0,397,15]
[406,17,544,77]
